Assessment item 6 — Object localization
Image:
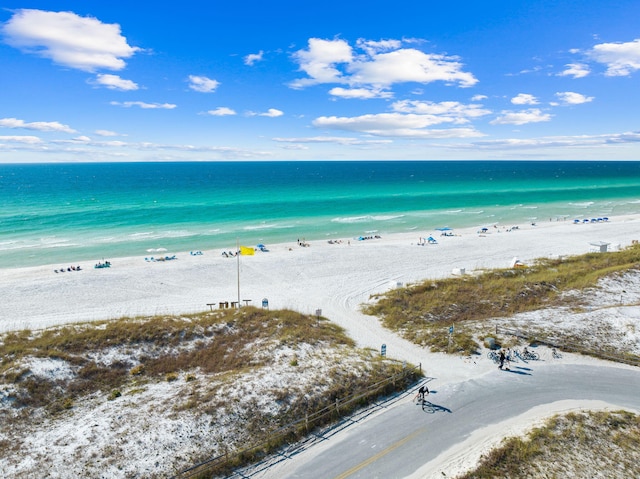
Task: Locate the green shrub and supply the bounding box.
[108,390,121,401]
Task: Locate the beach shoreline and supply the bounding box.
[2,213,639,342]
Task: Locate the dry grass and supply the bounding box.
[455,410,640,479]
[0,307,355,411]
[363,243,640,355]
[0,307,420,477]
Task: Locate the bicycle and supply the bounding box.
[552,348,563,359]
[487,350,500,363]
[516,349,539,361]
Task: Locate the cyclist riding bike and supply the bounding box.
[416,384,430,402]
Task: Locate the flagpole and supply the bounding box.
[236,238,241,308]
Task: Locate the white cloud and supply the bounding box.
[471,94,487,101]
[0,117,76,133]
[261,108,284,117]
[110,101,176,109]
[290,37,477,90]
[207,107,236,116]
[247,108,284,117]
[555,91,594,105]
[350,49,477,88]
[244,51,264,66]
[328,87,393,99]
[558,63,590,78]
[290,38,354,88]
[188,75,220,93]
[587,38,640,76]
[312,112,484,138]
[314,113,449,130]
[273,136,392,145]
[391,100,491,121]
[94,74,139,91]
[490,109,552,125]
[511,93,539,105]
[355,38,402,55]
[1,9,139,72]
[0,135,42,144]
[94,130,119,137]
[461,130,640,150]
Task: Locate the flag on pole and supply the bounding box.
[239,246,255,256]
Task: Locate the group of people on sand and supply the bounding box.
[498,348,522,370]
[54,265,82,273]
[357,235,381,241]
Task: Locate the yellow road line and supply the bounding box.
[333,427,426,479]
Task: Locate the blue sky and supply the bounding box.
[1,1,640,162]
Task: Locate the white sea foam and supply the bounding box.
[569,201,595,208]
[332,216,370,224]
[332,214,404,224]
[371,214,405,221]
[243,223,295,231]
[128,232,156,239]
[243,223,278,231]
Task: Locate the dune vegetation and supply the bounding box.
[455,410,640,479]
[0,307,419,477]
[363,242,640,358]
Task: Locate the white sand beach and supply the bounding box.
[2,214,640,478]
[2,215,640,383]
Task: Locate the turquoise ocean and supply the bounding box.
[2,161,640,269]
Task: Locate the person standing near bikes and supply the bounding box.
[498,349,506,370]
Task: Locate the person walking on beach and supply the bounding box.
[499,349,506,370]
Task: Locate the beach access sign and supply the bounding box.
[239,246,254,255]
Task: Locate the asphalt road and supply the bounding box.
[271,363,640,479]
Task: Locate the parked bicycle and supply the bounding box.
[552,347,563,359]
[487,350,500,363]
[515,348,539,361]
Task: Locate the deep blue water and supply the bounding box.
[1,161,639,268]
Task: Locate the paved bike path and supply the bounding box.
[268,363,640,479]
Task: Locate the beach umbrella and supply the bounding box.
[435,227,452,231]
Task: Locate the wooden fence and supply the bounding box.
[171,363,422,479]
